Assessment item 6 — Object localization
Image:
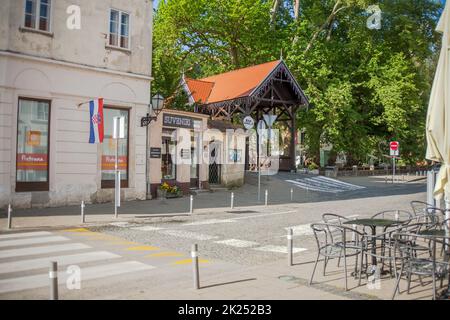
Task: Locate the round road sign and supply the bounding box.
[390,141,399,151]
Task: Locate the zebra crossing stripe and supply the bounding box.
[0,243,91,259]
[287,176,364,193]
[286,179,335,193]
[0,236,70,248]
[214,239,259,248]
[315,176,365,189]
[159,230,218,241]
[253,245,307,254]
[0,251,121,274]
[0,261,155,294]
[0,231,52,240]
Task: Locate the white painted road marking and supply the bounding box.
[253,245,307,254]
[0,261,155,294]
[214,239,259,248]
[231,211,296,221]
[0,243,91,259]
[0,236,70,248]
[159,230,219,241]
[0,251,121,274]
[183,219,236,226]
[287,176,365,193]
[0,231,52,240]
[130,226,164,232]
[281,215,359,237]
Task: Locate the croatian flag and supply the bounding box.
[89,98,104,144]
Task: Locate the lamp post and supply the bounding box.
[142,94,165,199]
[141,94,164,127]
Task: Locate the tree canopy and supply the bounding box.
[152,0,443,166]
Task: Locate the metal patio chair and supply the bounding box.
[410,201,434,217]
[391,232,450,300]
[371,210,413,223]
[310,223,365,291]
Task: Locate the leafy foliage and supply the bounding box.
[152,0,443,165]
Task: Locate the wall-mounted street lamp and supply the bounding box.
[141,94,165,127]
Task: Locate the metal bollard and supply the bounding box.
[81,201,85,223]
[7,204,12,230]
[190,195,194,214]
[265,189,268,206]
[230,192,234,209]
[384,176,387,184]
[287,228,293,266]
[290,188,293,202]
[191,244,200,289]
[49,261,58,300]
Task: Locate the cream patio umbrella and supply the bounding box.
[426,0,450,223]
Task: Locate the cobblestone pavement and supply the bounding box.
[0,174,432,299]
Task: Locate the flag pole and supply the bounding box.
[77,100,91,108]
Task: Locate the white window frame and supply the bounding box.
[23,0,52,32]
[109,8,131,50]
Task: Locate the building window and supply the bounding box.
[109,9,130,49]
[162,131,176,180]
[24,0,51,32]
[16,98,50,192]
[101,107,129,188]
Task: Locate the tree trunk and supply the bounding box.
[294,0,300,20]
[270,0,281,28]
[230,46,239,68]
[304,0,346,54]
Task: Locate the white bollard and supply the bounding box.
[190,195,194,214]
[290,188,293,202]
[7,204,12,230]
[49,261,58,300]
[81,201,85,223]
[230,192,234,209]
[265,189,268,206]
[191,244,200,289]
[287,228,293,266]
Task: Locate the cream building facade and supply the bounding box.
[0,0,153,208]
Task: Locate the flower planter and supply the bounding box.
[157,188,182,199]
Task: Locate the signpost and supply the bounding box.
[113,117,125,218]
[390,141,399,183]
[257,120,266,202]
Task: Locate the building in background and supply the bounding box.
[0,0,153,208]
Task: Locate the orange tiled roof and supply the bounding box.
[185,60,281,104]
[184,78,215,104]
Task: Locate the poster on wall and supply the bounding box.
[16,153,48,171]
[101,155,128,172]
[26,131,41,146]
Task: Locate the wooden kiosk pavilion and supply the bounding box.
[183,59,309,171]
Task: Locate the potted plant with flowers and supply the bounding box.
[157,182,182,199]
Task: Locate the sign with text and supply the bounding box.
[17,153,48,171]
[150,147,161,159]
[390,141,399,156]
[101,155,127,171]
[163,114,195,129]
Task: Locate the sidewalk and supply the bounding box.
[0,174,426,230]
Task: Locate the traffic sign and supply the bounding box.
[390,141,399,151]
[257,120,266,134]
[243,116,254,130]
[263,114,277,128]
[390,141,399,156]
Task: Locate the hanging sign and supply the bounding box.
[243,116,255,130]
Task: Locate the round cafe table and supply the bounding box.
[344,218,403,266]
